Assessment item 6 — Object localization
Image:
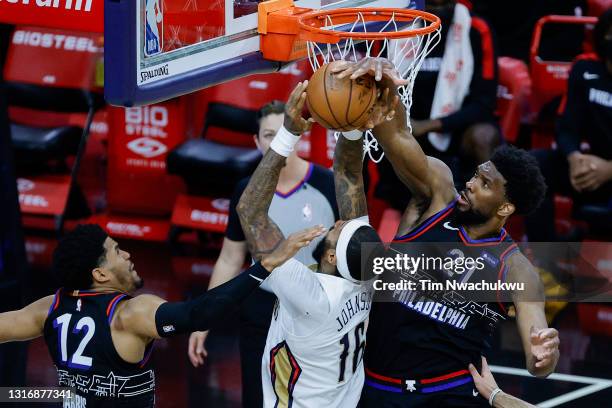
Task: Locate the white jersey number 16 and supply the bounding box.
[338,322,365,382]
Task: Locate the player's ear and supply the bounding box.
[92,267,111,284]
[253,134,261,150]
[497,202,515,217]
[326,248,337,266]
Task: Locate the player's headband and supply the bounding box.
[336,218,374,284]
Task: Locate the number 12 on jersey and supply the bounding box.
[53,313,96,370]
[338,322,365,382]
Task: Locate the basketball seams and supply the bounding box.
[308,62,376,132]
[349,81,376,129]
[345,77,354,129]
[322,63,343,129]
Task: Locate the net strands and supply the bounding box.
[303,10,441,162]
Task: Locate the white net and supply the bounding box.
[304,11,441,162]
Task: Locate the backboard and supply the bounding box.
[104,0,421,106]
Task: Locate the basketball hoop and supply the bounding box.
[259,1,442,162]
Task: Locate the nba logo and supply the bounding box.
[144,0,163,56]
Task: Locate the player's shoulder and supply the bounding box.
[114,294,164,326]
[33,294,57,321]
[505,250,539,283]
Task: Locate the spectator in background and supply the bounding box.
[186,100,339,407]
[376,0,500,210]
[526,9,612,241]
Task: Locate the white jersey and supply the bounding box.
[260,259,373,408]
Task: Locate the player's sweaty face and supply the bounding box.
[460,161,507,218]
[102,238,142,292]
[255,113,284,154]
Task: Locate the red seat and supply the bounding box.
[496,57,531,143]
[4,26,104,232]
[529,15,598,148]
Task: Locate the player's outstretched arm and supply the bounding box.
[333,58,456,210]
[0,295,53,343]
[507,253,559,377]
[120,226,325,340]
[237,81,313,261]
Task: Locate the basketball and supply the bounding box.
[306,61,378,131]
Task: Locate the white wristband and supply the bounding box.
[341,130,363,140]
[489,388,502,407]
[270,126,300,157]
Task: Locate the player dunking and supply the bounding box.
[0,224,322,407]
[236,82,391,407]
[332,58,560,407]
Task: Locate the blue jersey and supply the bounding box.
[44,290,155,407]
[365,199,518,381]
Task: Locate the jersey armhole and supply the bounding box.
[106,294,155,368]
[46,289,62,318]
[394,198,457,241]
[106,293,130,325]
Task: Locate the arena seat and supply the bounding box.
[3,26,105,232]
[10,123,81,163]
[167,102,260,197]
[6,82,103,232]
[166,102,261,240]
[529,15,597,148]
[199,102,259,147]
[496,57,531,144]
[167,139,261,196]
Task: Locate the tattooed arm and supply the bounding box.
[333,135,367,220]
[236,81,314,261]
[236,149,287,261]
[333,87,398,220]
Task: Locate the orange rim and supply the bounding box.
[298,8,441,42]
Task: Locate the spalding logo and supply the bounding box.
[127,137,167,158]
